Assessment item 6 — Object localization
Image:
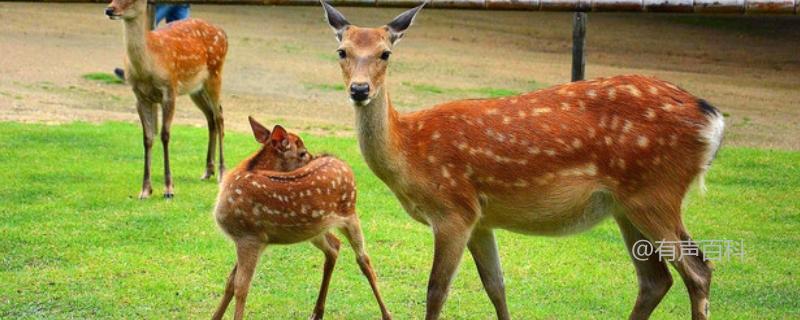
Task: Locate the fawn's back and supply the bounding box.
[215,156,356,244]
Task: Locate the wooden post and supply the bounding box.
[571,12,587,82]
[147,1,156,30]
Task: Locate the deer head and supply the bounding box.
[105,0,146,20]
[247,116,312,172]
[321,1,425,106]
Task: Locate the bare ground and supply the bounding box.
[0,3,798,149]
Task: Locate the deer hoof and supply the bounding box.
[164,192,174,199]
[201,172,214,180]
[138,190,152,200]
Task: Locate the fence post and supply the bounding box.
[571,12,587,82]
[147,2,156,30]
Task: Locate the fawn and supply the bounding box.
[106,0,227,199]
[321,2,724,320]
[211,117,392,320]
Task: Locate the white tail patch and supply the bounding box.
[695,111,725,195]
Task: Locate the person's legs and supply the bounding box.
[153,4,172,27]
[164,4,190,23]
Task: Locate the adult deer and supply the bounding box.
[321,2,724,319]
[106,0,227,199]
[212,117,391,320]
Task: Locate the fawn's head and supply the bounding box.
[105,0,146,20]
[321,1,425,106]
[247,117,312,172]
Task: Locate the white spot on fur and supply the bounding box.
[622,120,633,133]
[620,84,641,97]
[645,108,657,120]
[533,108,551,115]
[607,88,617,100]
[637,136,649,148]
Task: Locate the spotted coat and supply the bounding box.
[215,156,357,244]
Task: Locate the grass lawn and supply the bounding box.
[0,121,798,319]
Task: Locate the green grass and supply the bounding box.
[81,72,123,85]
[304,83,346,92]
[0,121,798,319]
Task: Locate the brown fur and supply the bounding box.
[323,4,722,320]
[211,119,392,320]
[107,0,228,199]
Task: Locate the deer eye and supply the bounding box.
[337,49,346,59]
[380,51,391,60]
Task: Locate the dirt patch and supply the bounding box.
[0,3,798,149]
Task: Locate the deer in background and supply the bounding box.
[106,0,227,199]
[212,117,392,320]
[321,2,724,319]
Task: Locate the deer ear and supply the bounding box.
[248,116,270,144]
[320,1,350,42]
[270,125,289,150]
[386,2,425,45]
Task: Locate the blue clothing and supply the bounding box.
[154,4,190,28]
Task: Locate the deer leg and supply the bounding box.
[232,239,264,320]
[203,80,225,181]
[215,106,225,181]
[672,230,713,320]
[211,264,237,320]
[340,218,392,320]
[161,89,176,198]
[467,227,510,320]
[135,99,157,199]
[614,215,673,320]
[624,205,712,320]
[309,232,341,320]
[425,216,474,320]
[191,92,217,180]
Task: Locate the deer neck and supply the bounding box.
[354,87,404,182]
[122,12,151,77]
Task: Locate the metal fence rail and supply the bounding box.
[33,0,800,14]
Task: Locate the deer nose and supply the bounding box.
[349,83,370,102]
[105,7,116,17]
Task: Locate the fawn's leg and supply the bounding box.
[467,227,509,320]
[190,91,217,180]
[232,239,264,320]
[425,213,475,320]
[340,218,392,320]
[160,88,176,198]
[614,214,673,320]
[135,98,157,199]
[310,232,341,320]
[211,265,237,320]
[624,203,712,320]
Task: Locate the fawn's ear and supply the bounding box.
[321,1,350,42]
[386,2,425,45]
[270,125,289,150]
[249,116,270,144]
